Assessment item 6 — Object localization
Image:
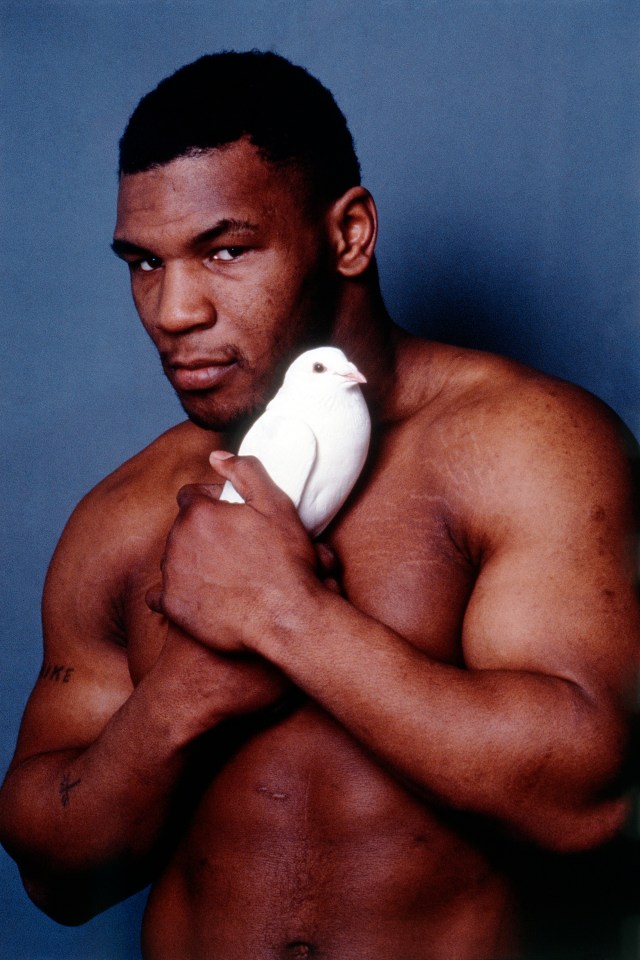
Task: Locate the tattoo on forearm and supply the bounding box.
[39,662,75,684]
[59,773,81,808]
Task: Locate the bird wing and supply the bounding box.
[238,412,318,510]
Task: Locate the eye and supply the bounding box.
[312,362,326,373]
[133,255,162,273]
[210,247,246,262]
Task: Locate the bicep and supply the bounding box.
[461,428,638,700]
[11,644,133,772]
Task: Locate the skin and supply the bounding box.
[0,140,638,960]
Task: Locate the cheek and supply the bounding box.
[229,274,307,347]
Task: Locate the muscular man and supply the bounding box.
[0,52,638,960]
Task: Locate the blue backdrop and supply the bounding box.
[1,2,638,958]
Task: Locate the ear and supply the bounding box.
[327,187,378,278]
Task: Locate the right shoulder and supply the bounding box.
[62,420,216,546]
[43,420,218,636]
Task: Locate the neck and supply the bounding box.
[327,273,406,423]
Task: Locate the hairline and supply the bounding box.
[118,137,338,219]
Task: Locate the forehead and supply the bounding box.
[115,140,309,243]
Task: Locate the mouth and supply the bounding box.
[165,356,240,392]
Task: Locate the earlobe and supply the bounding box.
[329,187,378,278]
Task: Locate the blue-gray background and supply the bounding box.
[1,1,638,958]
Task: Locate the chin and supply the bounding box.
[178,395,262,435]
[174,355,297,434]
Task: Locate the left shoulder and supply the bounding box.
[468,354,635,502]
[442,349,637,552]
[410,338,633,470]
[396,336,637,536]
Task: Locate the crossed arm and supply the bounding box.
[155,441,638,852]
[0,398,638,923]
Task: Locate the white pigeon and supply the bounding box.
[217,346,371,537]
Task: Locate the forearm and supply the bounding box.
[253,585,629,851]
[0,677,198,920]
[0,635,269,922]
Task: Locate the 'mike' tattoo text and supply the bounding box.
[59,773,81,808]
[39,662,75,684]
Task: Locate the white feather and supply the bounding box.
[219,346,371,537]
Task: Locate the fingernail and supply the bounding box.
[210,450,234,460]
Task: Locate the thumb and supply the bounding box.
[209,450,293,516]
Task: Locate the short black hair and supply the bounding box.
[119,50,361,206]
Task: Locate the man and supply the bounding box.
[0,51,637,960]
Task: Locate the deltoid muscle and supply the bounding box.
[219,346,371,537]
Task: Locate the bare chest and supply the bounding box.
[123,422,475,682]
[328,425,475,662]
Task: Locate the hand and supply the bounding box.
[314,541,342,594]
[150,453,319,653]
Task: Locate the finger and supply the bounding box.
[145,586,165,614]
[209,450,294,516]
[176,482,223,509]
[322,577,342,595]
[315,541,340,578]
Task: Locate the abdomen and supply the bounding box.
[142,703,516,960]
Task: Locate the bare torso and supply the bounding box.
[121,342,523,959]
[6,336,631,960]
[142,709,515,960]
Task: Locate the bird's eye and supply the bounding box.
[313,362,326,373]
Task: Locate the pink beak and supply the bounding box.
[338,367,367,385]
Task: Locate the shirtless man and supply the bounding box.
[0,51,638,960]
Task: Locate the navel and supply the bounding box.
[285,941,316,958]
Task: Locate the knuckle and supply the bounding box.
[161,592,182,624]
[236,455,262,478]
[158,571,184,615]
[145,587,164,613]
[180,493,213,525]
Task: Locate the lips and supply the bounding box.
[166,357,239,392]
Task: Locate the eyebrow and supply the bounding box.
[111,218,260,259]
[190,219,260,248]
[110,238,150,259]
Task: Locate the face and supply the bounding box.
[113,141,337,431]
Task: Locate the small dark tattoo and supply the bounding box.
[59,773,81,808]
[39,662,75,684]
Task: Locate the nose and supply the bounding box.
[155,261,215,334]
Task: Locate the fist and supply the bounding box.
[153,455,318,653]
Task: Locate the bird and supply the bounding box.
[217,346,371,537]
